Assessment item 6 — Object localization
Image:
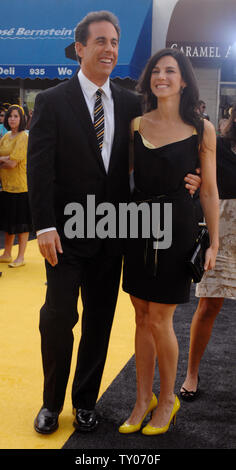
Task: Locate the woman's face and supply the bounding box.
[150,55,186,100]
[8,109,21,131]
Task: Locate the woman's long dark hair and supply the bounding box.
[223,104,236,143]
[136,48,204,142]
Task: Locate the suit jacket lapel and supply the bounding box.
[65,73,106,174]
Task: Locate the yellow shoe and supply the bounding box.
[0,256,12,263]
[118,393,158,434]
[8,261,25,268]
[141,395,180,435]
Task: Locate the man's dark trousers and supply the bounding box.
[40,243,122,412]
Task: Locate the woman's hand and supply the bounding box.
[0,156,17,169]
[0,156,10,163]
[204,245,218,271]
[184,168,201,195]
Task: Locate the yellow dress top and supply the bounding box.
[0,131,28,193]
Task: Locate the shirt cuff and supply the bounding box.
[37,227,56,236]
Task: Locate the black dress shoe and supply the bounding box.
[34,407,60,434]
[73,408,99,432]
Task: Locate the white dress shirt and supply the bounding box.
[37,69,115,236]
[78,69,114,173]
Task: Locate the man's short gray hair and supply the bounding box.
[75,10,120,45]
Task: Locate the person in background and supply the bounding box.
[0,104,31,267]
[196,100,210,121]
[180,104,236,400]
[218,117,229,136]
[0,109,7,193]
[26,109,34,131]
[0,109,8,139]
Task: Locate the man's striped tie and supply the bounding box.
[94,89,104,151]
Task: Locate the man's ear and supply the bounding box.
[75,42,84,61]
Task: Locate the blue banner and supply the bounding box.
[0,0,152,80]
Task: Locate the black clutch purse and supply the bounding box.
[144,237,158,278]
[187,225,210,283]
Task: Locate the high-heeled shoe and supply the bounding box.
[141,395,180,435]
[118,393,158,434]
[180,376,200,401]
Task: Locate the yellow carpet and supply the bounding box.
[0,239,135,449]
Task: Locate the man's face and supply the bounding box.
[75,21,119,85]
[199,103,206,114]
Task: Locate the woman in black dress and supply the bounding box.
[119,49,219,435]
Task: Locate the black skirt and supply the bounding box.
[0,191,4,230]
[0,191,32,234]
[122,190,199,304]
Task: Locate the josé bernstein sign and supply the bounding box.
[0,25,76,79]
[0,27,74,39]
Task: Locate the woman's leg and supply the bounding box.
[181,297,224,392]
[0,232,15,259]
[14,232,29,262]
[147,302,178,427]
[124,295,156,425]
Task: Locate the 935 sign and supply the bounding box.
[29,68,45,76]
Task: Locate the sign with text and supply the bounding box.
[168,43,236,60]
[0,65,78,80]
[0,27,74,39]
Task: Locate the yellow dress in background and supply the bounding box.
[0,131,28,193]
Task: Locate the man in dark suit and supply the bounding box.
[27,11,142,434]
[27,10,200,434]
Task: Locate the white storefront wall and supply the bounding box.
[151,0,220,127]
[194,66,220,127]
